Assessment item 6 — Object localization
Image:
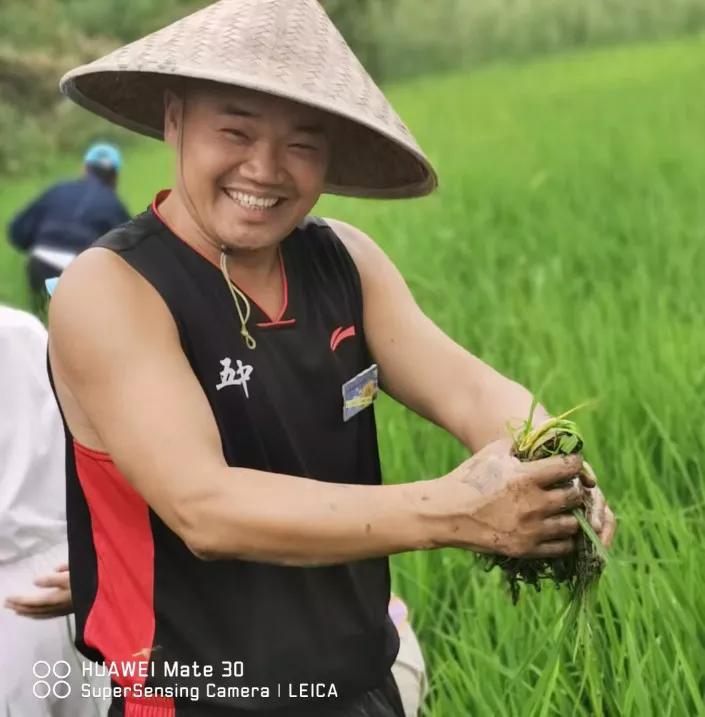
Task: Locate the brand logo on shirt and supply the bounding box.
[216,358,253,398]
[330,325,356,352]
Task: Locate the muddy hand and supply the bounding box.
[439,438,585,558]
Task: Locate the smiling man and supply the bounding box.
[47,1,614,716]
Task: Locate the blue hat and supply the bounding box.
[84,143,122,171]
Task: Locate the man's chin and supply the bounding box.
[218,216,298,249]
[216,228,281,253]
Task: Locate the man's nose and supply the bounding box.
[240,141,285,186]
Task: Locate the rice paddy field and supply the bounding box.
[2,36,705,716]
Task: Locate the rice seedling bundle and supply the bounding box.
[487,402,606,603]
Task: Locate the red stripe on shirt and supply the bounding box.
[124,696,176,716]
[73,441,174,714]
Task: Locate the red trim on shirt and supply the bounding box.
[151,190,294,328]
[73,438,111,461]
[73,446,173,714]
[256,318,297,329]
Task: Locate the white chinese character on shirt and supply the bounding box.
[216,358,253,398]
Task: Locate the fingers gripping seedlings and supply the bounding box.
[486,399,606,604]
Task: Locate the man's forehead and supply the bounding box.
[187,82,325,126]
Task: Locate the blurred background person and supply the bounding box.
[6,143,129,314]
[0,304,107,716]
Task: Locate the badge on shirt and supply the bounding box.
[342,364,379,422]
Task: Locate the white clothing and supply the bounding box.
[0,542,109,716]
[0,307,65,563]
[0,307,108,716]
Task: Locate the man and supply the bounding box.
[49,1,615,716]
[7,143,130,312]
[0,305,108,716]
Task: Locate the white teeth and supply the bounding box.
[225,190,280,210]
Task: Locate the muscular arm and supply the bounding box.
[49,249,459,566]
[326,218,552,453]
[327,220,617,547]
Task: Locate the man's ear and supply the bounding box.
[163,89,182,147]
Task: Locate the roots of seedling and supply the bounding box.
[486,403,605,604]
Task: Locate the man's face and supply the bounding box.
[164,83,330,251]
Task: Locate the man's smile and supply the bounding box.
[222,188,287,213]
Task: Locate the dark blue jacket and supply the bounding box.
[8,176,130,254]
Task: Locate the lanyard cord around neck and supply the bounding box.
[219,249,257,351]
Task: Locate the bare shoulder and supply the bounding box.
[323,217,377,255]
[322,217,391,275]
[49,246,177,355]
[323,216,412,291]
[51,247,151,313]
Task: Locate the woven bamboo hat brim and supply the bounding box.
[59,0,438,199]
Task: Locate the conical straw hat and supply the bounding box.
[60,0,438,199]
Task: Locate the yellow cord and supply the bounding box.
[219,249,257,351]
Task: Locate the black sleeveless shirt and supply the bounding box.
[49,201,399,715]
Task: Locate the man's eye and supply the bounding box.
[224,129,249,140]
[290,143,318,151]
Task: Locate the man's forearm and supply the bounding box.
[180,467,454,565]
[460,364,552,453]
